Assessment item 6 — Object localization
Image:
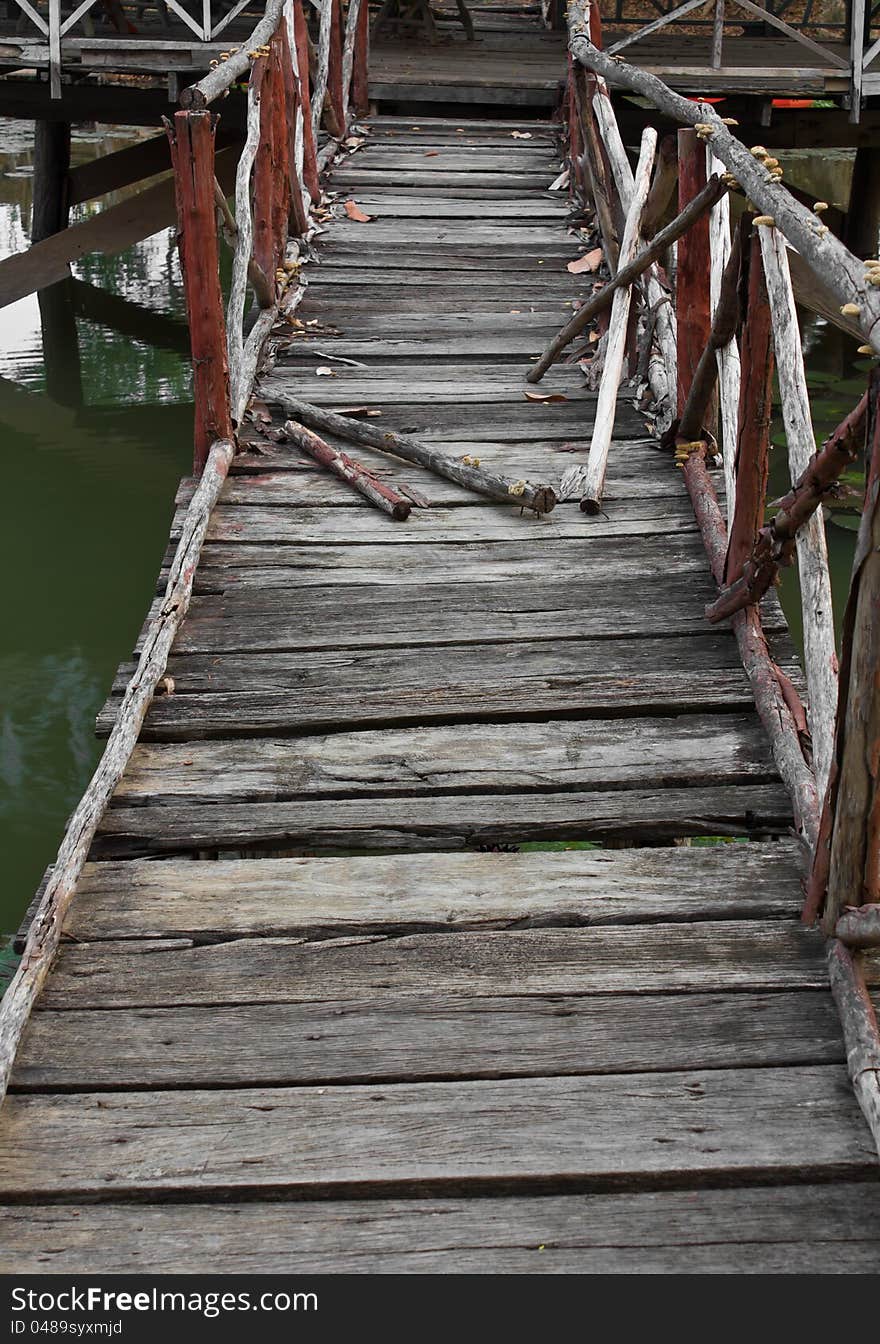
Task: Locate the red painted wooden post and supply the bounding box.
[351,0,370,117]
[725,223,774,583]
[589,0,603,46]
[167,110,233,475]
[676,128,712,417]
[269,34,291,265]
[279,17,309,237]
[327,0,346,137]
[294,0,320,202]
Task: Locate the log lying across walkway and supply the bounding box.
[278,397,558,513]
[283,421,412,520]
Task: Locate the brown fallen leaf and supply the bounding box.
[523,391,569,403]
[344,200,374,222]
[315,366,337,376]
[337,406,383,418]
[424,150,439,157]
[567,248,603,275]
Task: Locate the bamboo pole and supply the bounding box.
[566,128,657,513]
[274,397,558,513]
[0,437,236,1108]
[758,222,838,797]
[528,174,726,384]
[284,420,412,518]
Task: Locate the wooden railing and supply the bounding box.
[554,0,880,1155]
[169,0,367,471]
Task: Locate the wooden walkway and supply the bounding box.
[2,116,879,1272]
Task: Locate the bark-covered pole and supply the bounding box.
[275,396,558,513]
[808,373,880,933]
[567,0,880,353]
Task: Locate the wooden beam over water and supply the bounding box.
[0,143,240,312]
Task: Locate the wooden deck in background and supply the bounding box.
[1,116,879,1272]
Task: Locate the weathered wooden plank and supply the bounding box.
[93,782,792,857]
[55,841,807,942]
[262,367,595,404]
[12,990,846,1091]
[150,575,785,657]
[0,1067,874,1198]
[3,1184,879,1273]
[42,920,836,1011]
[193,475,685,513]
[168,531,704,586]
[256,400,646,440]
[99,632,779,738]
[113,715,776,807]
[331,197,568,218]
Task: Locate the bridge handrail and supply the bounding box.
[565,0,880,1157]
[168,0,367,469]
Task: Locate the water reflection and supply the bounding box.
[0,118,193,944]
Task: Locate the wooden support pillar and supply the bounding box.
[676,128,712,417]
[351,0,370,117]
[167,110,233,476]
[294,0,320,202]
[38,277,82,409]
[844,145,880,258]
[725,222,773,583]
[327,0,346,137]
[31,120,70,243]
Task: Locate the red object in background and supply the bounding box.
[773,98,816,108]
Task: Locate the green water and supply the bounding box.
[0,120,194,978]
[0,126,868,986]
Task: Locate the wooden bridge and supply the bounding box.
[1,0,880,1273]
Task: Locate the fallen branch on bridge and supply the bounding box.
[0,438,236,1108]
[283,420,412,519]
[277,397,558,514]
[527,173,727,385]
